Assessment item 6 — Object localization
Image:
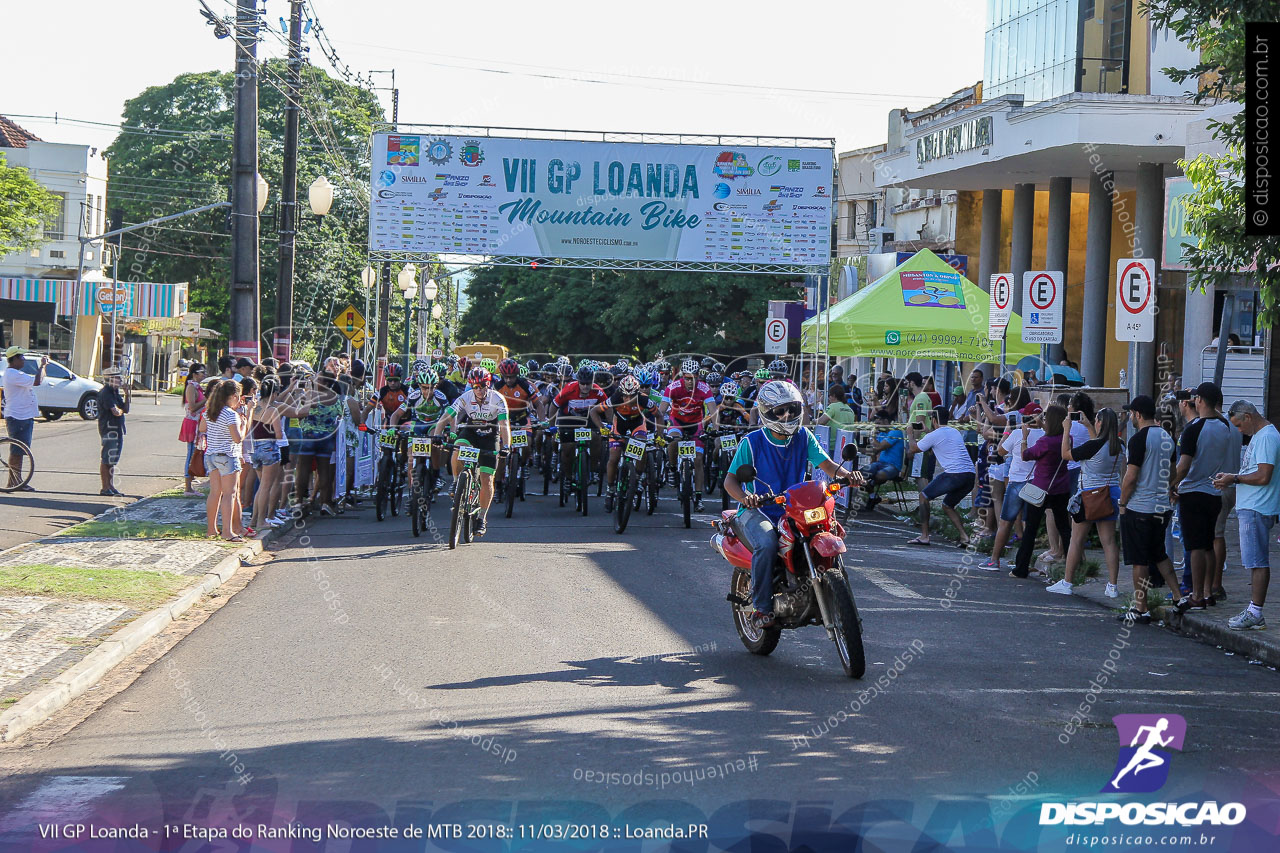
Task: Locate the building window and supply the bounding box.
[867,199,878,233]
[44,193,67,240]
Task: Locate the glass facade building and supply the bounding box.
[984,0,1133,102]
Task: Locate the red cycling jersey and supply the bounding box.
[662,379,713,425]
[553,381,608,421]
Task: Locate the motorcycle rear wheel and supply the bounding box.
[731,569,781,656]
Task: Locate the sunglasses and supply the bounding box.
[768,403,803,420]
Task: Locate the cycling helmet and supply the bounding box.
[557,355,571,365]
[526,358,540,372]
[757,380,804,437]
[636,369,654,387]
[754,367,772,381]
[481,357,498,373]
[712,361,726,374]
[557,363,574,379]
[498,357,519,378]
[447,354,459,366]
[609,364,627,378]
[706,371,723,386]
[768,359,788,376]
[700,357,714,369]
[467,367,491,388]
[576,365,594,386]
[577,358,593,371]
[656,359,671,373]
[541,361,558,377]
[618,374,641,395]
[413,367,434,386]
[720,380,740,399]
[518,364,529,377]
[680,358,699,376]
[456,356,471,374]
[384,363,404,380]
[432,361,448,377]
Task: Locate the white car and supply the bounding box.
[0,353,103,420]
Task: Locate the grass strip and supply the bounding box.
[0,564,192,608]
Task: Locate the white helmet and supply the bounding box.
[618,374,641,395]
[680,358,699,376]
[757,380,804,436]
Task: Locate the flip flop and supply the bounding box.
[907,537,932,546]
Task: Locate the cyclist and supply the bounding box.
[362,362,408,424]
[713,380,752,430]
[597,373,661,513]
[705,371,724,402]
[655,359,673,389]
[552,364,609,494]
[492,358,542,493]
[661,358,714,511]
[433,361,463,403]
[431,367,511,538]
[768,359,790,382]
[744,367,772,406]
[392,367,450,500]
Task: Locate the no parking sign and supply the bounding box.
[765,317,789,355]
[989,273,1013,339]
[1021,271,1063,344]
[1115,258,1156,342]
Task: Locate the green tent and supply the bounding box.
[801,249,1039,362]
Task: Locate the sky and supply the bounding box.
[5,0,987,157]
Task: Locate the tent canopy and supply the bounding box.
[801,249,1039,363]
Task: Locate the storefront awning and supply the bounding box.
[0,277,189,319]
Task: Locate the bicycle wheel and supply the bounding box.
[449,469,468,549]
[578,446,590,517]
[410,489,421,538]
[391,456,404,516]
[681,462,692,529]
[721,452,732,510]
[0,438,34,493]
[375,455,389,521]
[504,452,519,519]
[424,464,439,509]
[614,459,633,534]
[542,443,552,495]
[646,452,660,515]
[559,447,569,507]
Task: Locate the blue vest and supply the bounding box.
[745,428,811,523]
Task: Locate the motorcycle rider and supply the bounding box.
[722,380,863,628]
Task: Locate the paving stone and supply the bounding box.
[107,498,208,526]
[0,596,131,697]
[0,540,228,577]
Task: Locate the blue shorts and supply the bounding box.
[297,436,335,457]
[4,416,33,450]
[250,439,281,469]
[1001,481,1028,523]
[922,471,975,508]
[1237,508,1276,569]
[205,451,242,476]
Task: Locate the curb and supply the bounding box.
[0,516,291,743]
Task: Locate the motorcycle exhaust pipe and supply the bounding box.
[710,533,726,559]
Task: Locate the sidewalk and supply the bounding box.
[867,489,1280,669]
[0,488,290,741]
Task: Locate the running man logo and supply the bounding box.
[885,330,901,345]
[1103,713,1186,793]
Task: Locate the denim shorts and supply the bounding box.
[250,439,281,469]
[4,416,33,450]
[101,431,124,466]
[922,471,975,508]
[1001,480,1027,523]
[205,451,242,476]
[297,436,335,457]
[1237,508,1276,569]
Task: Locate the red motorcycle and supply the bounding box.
[710,463,866,678]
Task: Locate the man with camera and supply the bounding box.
[905,405,976,547]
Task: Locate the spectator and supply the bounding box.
[1011,404,1074,579]
[1215,400,1280,630]
[1049,407,1124,597]
[1118,395,1190,623]
[980,402,1043,570]
[949,385,969,421]
[1212,403,1243,602]
[294,370,343,517]
[217,355,235,379]
[97,367,129,496]
[826,366,847,400]
[1172,382,1233,609]
[816,386,858,428]
[2,346,43,492]
[846,374,864,421]
[906,405,977,547]
[924,376,942,407]
[904,372,932,424]
[860,410,905,511]
[199,379,245,541]
[249,376,286,532]
[179,362,208,494]
[235,357,256,379]
[237,376,259,519]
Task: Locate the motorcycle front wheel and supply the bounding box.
[731,569,781,656]
[825,573,866,679]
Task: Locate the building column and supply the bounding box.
[1181,278,1215,388]
[11,320,32,349]
[1045,177,1072,367]
[1081,171,1113,386]
[1010,183,1035,320]
[1132,162,1164,399]
[978,188,1003,378]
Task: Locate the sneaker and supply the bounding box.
[1104,583,1119,599]
[1045,579,1073,595]
[474,517,487,538]
[604,493,615,513]
[977,558,1002,571]
[1119,608,1152,625]
[319,504,335,517]
[751,610,777,629]
[266,517,285,528]
[694,495,705,512]
[1206,595,1217,606]
[1228,609,1266,630]
[1174,596,1193,614]
[1187,598,1208,611]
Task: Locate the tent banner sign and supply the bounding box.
[369,134,833,265]
[900,270,966,309]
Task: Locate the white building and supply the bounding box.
[835,143,887,258]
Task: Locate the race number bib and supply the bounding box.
[410,438,432,457]
[511,430,529,449]
[379,431,398,448]
[720,435,738,454]
[678,441,697,459]
[624,438,646,461]
[457,444,481,464]
[574,428,593,443]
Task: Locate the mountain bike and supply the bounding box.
[501,421,546,519]
[559,426,593,516]
[445,441,484,549]
[540,425,559,495]
[677,439,697,528]
[406,432,438,538]
[613,433,649,534]
[712,427,748,510]
[374,427,406,521]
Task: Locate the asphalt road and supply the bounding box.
[0,395,188,550]
[2,480,1279,841]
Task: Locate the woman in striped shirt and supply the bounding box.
[199,379,246,541]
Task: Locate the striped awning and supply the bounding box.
[0,277,189,319]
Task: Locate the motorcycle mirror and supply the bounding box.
[735,464,757,484]
[841,444,858,462]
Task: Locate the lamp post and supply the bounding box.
[274,174,333,359]
[397,268,439,373]
[360,264,377,362]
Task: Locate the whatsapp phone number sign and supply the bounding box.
[369,134,832,265]
[885,331,993,348]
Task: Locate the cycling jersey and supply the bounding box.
[716,402,751,428]
[400,388,449,425]
[605,390,659,433]
[553,381,608,423]
[493,377,539,424]
[446,388,510,435]
[376,384,408,418]
[662,379,713,426]
[435,378,463,404]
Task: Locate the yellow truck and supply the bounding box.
[453,342,509,363]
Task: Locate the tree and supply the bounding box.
[1145,1,1280,320]
[0,152,58,255]
[458,265,799,356]
[104,63,384,348]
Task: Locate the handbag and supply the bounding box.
[187,415,208,478]
[1019,449,1066,508]
[1081,452,1121,521]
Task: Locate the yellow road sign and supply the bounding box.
[349,328,367,349]
[333,304,366,340]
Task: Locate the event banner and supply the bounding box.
[369,134,833,265]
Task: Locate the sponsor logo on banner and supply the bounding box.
[401,175,433,183]
[713,202,747,211]
[386,135,420,166]
[426,138,452,165]
[736,187,761,196]
[434,174,469,186]
[758,155,783,175]
[763,199,782,212]
[813,186,829,197]
[769,185,803,198]
[376,170,396,188]
[713,183,731,198]
[787,159,801,172]
[713,151,754,178]
[458,140,485,167]
[478,175,496,187]
[428,190,448,201]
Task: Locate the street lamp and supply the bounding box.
[431,302,443,320]
[398,265,419,372]
[308,175,334,217]
[360,265,377,291]
[255,173,269,213]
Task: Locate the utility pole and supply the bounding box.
[229,0,261,361]
[273,0,303,361]
[373,70,397,383]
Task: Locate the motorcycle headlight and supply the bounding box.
[803,507,827,524]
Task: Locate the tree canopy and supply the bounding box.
[104,62,384,351]
[458,265,799,356]
[0,152,59,256]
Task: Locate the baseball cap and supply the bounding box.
[1193,381,1223,407]
[1123,395,1156,419]
[1020,402,1043,417]
[4,345,27,360]
[234,357,255,369]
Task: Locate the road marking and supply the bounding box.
[850,567,923,598]
[0,776,128,833]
